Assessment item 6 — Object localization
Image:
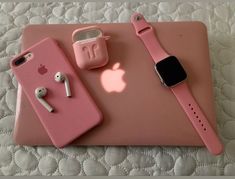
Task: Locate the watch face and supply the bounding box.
[155,56,187,87]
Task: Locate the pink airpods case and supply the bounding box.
[72,26,110,70]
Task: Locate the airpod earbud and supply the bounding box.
[54,72,71,97]
[35,87,54,112]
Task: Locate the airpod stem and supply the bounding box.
[37,96,54,112]
[64,76,71,97]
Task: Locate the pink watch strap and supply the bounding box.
[131,13,223,155]
[171,83,223,155]
[131,13,169,63]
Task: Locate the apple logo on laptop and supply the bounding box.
[38,64,48,75]
[101,62,126,93]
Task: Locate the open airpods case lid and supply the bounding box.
[72,26,110,70]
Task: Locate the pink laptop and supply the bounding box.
[14,22,217,146]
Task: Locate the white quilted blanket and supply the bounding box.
[0,0,235,176]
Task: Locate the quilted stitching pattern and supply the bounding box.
[0,1,235,176]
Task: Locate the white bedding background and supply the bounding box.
[0,0,235,176]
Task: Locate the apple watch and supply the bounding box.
[131,13,223,155]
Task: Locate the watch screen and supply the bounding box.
[155,56,187,87]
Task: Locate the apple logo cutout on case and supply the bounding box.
[101,62,126,93]
[38,64,48,75]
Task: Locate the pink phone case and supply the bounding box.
[10,38,102,147]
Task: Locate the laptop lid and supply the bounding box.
[14,22,216,146]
